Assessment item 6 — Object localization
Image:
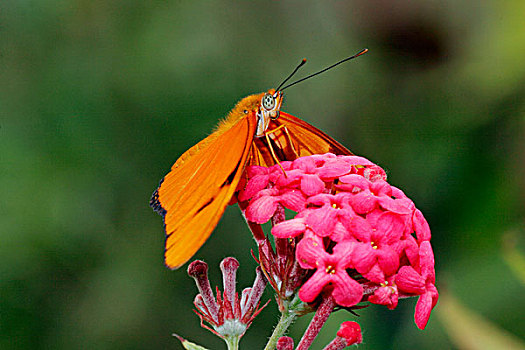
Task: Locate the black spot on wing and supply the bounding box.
[221,170,236,188]
[196,196,215,214]
[220,156,246,188]
[150,178,167,218]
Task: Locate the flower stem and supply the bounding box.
[296,294,336,350]
[265,309,297,350]
[264,295,306,350]
[224,335,240,350]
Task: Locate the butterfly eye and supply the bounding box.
[262,93,275,111]
[243,110,249,114]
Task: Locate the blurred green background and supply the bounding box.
[2,1,524,349]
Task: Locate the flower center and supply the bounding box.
[380,280,397,292]
[325,265,336,274]
[371,241,378,249]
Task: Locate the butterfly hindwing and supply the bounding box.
[249,111,352,166]
[276,111,352,156]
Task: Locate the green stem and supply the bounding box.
[264,295,307,350]
[224,335,240,350]
[264,311,297,350]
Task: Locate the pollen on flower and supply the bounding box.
[239,153,438,330]
[325,265,336,274]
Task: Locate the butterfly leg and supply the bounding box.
[279,125,299,158]
[264,131,287,175]
[265,124,300,157]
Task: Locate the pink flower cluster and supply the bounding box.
[239,153,438,330]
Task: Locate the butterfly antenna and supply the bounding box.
[275,58,307,92]
[280,48,368,91]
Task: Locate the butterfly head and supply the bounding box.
[255,89,283,137]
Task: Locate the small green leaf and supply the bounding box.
[173,333,211,350]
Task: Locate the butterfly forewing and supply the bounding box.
[152,114,257,269]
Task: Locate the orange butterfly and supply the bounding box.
[151,49,368,269]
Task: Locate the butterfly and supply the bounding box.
[151,49,368,269]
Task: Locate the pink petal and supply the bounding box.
[305,205,337,237]
[419,241,436,282]
[296,233,326,269]
[364,208,383,227]
[278,190,306,212]
[393,235,419,267]
[374,212,405,244]
[300,174,325,196]
[370,180,391,196]
[396,266,426,294]
[349,190,377,214]
[401,213,415,236]
[330,221,352,242]
[340,156,375,166]
[414,291,434,330]
[298,270,330,303]
[332,241,356,268]
[319,152,337,159]
[315,161,352,180]
[331,273,363,307]
[390,185,407,199]
[362,264,386,283]
[352,243,376,274]
[413,209,431,242]
[275,169,302,187]
[251,187,279,201]
[377,196,413,214]
[245,195,278,223]
[293,156,316,172]
[306,193,332,206]
[271,218,306,238]
[245,165,268,177]
[338,174,371,191]
[343,215,372,242]
[376,246,400,276]
[336,192,355,209]
[269,162,292,182]
[428,283,439,309]
[238,174,269,201]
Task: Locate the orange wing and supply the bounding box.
[249,111,352,166]
[151,114,257,269]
